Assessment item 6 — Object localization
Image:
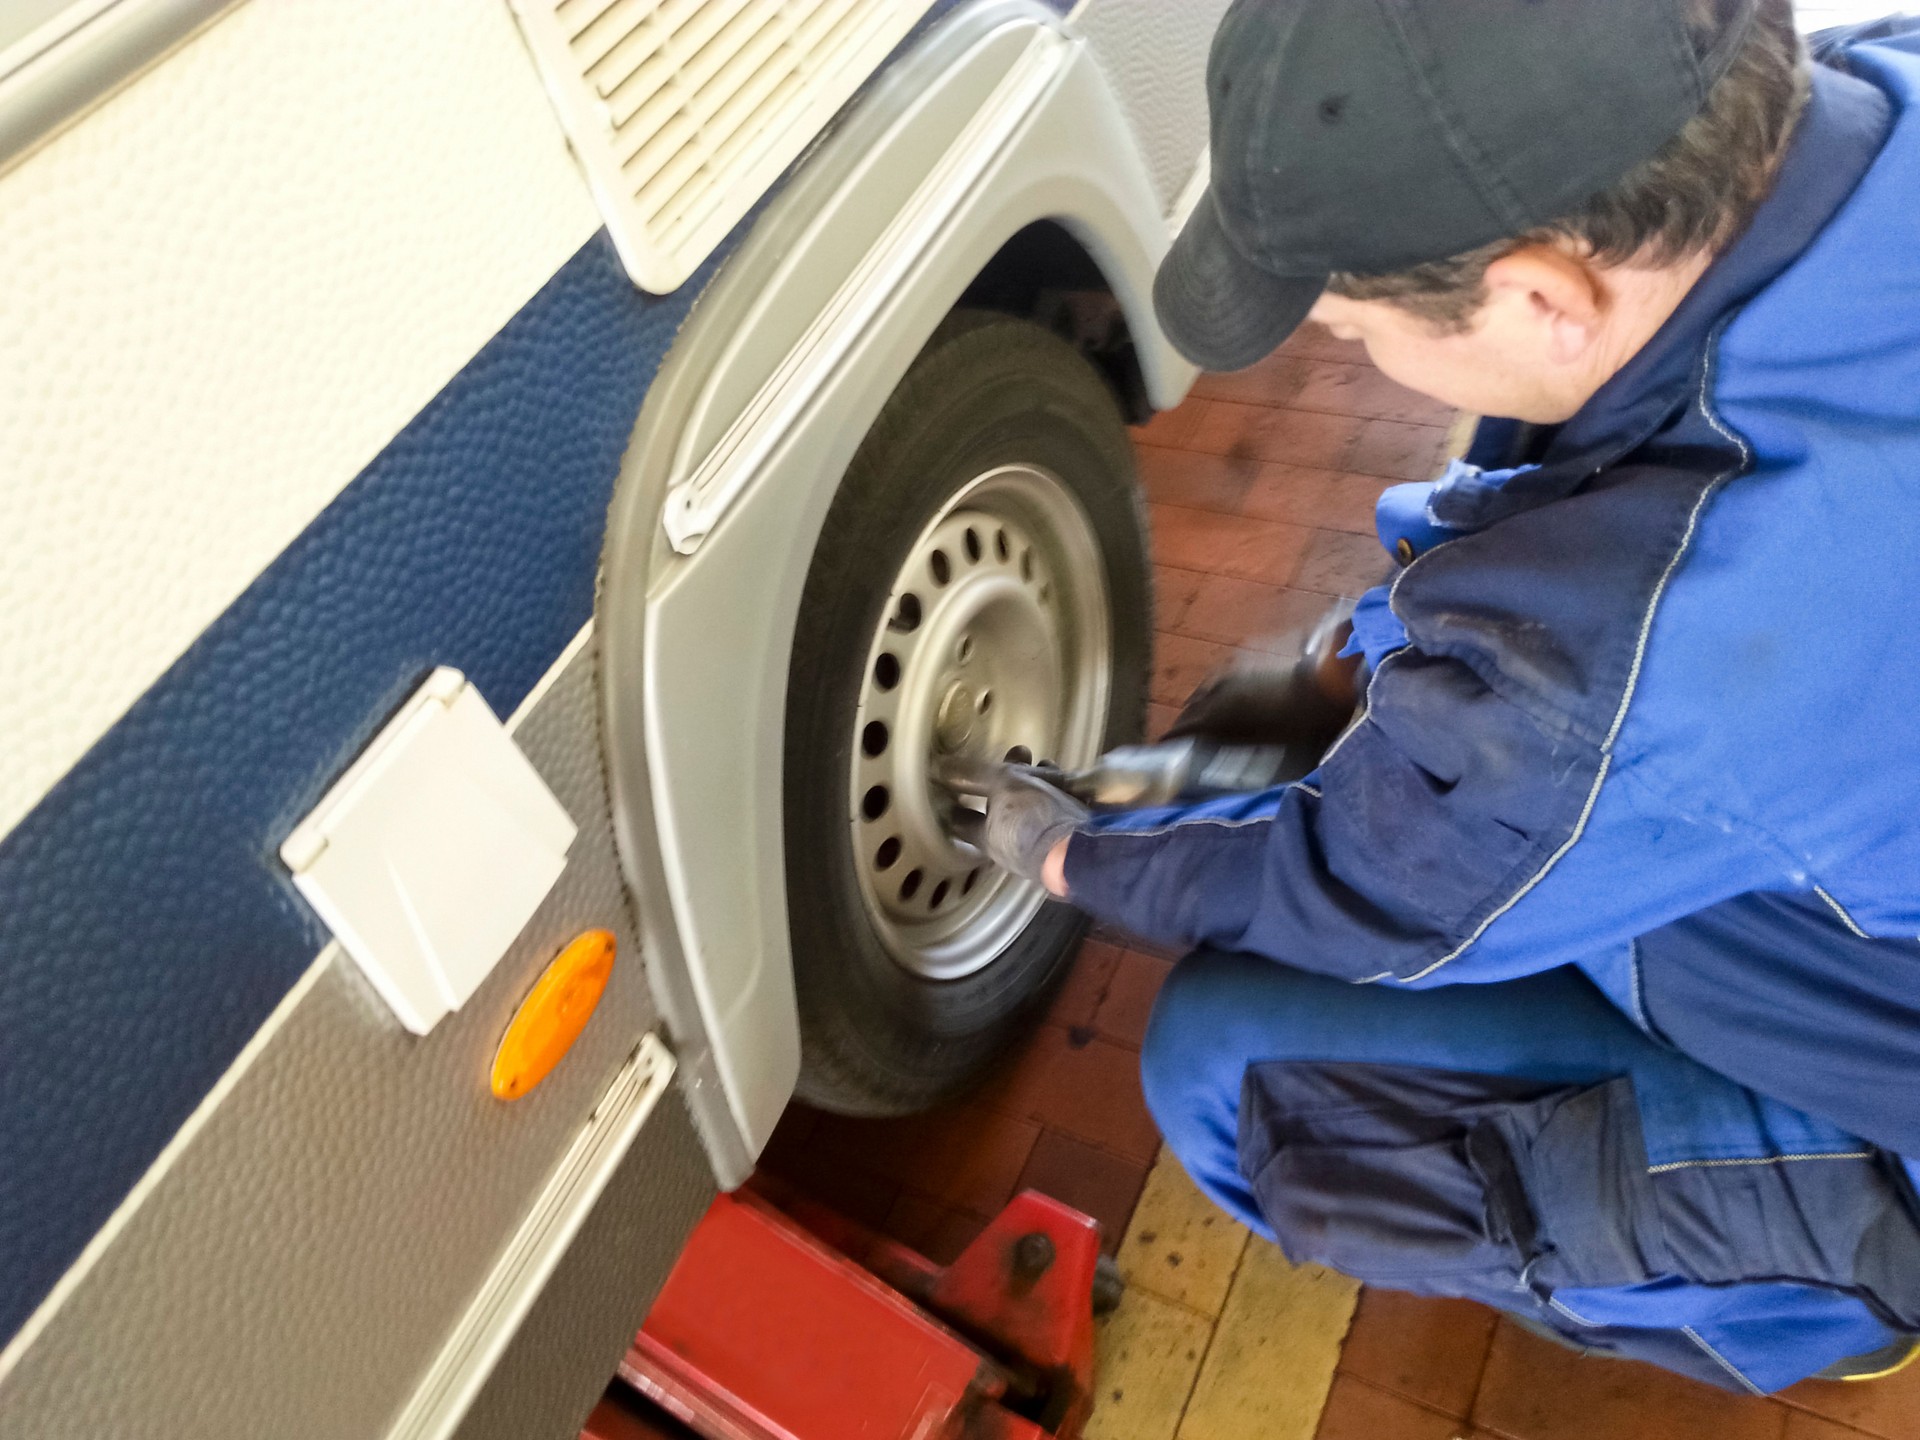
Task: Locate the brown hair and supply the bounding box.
[1327,0,1809,330]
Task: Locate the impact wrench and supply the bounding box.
[935,734,1311,813]
[937,602,1364,851]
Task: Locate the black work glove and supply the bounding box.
[972,766,1088,888]
[1167,604,1362,760]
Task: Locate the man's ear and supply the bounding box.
[1484,244,1603,364]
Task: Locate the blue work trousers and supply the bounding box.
[1141,954,1919,1393]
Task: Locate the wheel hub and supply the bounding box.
[849,465,1109,981]
[934,680,980,751]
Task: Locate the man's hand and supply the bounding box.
[976,766,1087,893]
[1041,836,1071,897]
[1168,605,1360,754]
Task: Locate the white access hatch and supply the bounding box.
[280,667,578,1035]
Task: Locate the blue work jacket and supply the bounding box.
[1068,25,1920,1159]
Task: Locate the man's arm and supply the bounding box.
[1056,643,1782,986]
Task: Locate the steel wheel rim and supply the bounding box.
[849,464,1110,981]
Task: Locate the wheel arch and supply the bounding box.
[957,218,1154,424]
[598,0,1194,1178]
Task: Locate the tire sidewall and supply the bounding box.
[784,315,1150,1112]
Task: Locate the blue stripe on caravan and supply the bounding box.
[0,0,1054,1348]
[0,233,709,1343]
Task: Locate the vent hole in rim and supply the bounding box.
[929,879,950,909]
[964,528,982,563]
[862,785,890,821]
[891,594,922,632]
[900,869,924,901]
[862,721,889,757]
[930,551,951,586]
[1020,551,1034,581]
[995,529,1011,562]
[876,836,902,870]
[1004,745,1033,765]
[962,868,980,895]
[874,652,900,690]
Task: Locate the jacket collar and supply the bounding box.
[1431,59,1894,531]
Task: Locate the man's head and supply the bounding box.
[1157,0,1808,422]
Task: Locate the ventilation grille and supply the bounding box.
[511,0,935,293]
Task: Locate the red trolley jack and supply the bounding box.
[599,1184,1119,1440]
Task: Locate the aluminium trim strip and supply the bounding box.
[661,24,1073,554]
[0,0,241,174]
[0,0,117,78]
[383,1034,677,1440]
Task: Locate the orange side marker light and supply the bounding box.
[491,929,615,1101]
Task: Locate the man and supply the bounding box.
[980,0,1920,1393]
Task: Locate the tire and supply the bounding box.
[784,311,1151,1115]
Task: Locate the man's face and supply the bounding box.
[1306,289,1576,424]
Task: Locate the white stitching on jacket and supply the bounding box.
[1627,938,1652,1032]
[1082,790,1299,840]
[1082,814,1275,840]
[1548,1296,1602,1327]
[1396,346,1753,984]
[1814,885,1871,938]
[1646,1150,1873,1175]
[1683,1326,1766,1395]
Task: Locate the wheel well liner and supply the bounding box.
[957,220,1151,424]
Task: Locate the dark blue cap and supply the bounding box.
[1155,0,1760,371]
